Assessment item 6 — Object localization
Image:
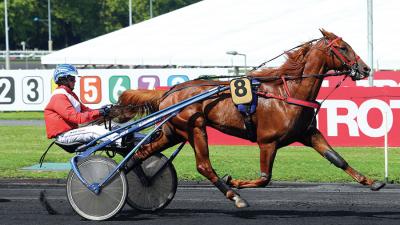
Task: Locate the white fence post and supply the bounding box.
[384,110,388,183]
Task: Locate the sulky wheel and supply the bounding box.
[126,153,177,212]
[66,155,128,221]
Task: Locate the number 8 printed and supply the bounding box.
[233,79,247,97]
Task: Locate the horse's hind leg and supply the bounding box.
[300,127,385,191]
[227,142,277,188]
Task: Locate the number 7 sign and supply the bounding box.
[138,75,160,89]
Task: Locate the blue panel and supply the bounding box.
[21,163,70,171]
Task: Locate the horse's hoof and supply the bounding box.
[233,196,249,208]
[222,174,232,185]
[370,181,386,191]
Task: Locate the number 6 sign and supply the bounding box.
[109,76,130,103]
[80,76,101,104]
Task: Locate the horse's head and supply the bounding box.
[319,28,370,81]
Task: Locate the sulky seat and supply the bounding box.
[54,140,86,153]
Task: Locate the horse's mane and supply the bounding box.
[250,42,312,78]
[117,89,167,116]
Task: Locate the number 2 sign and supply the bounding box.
[80,76,101,104]
[0,77,15,104]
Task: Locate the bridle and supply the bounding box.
[326,37,362,80]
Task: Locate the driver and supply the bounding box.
[44,64,121,147]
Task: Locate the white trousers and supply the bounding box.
[56,124,122,147]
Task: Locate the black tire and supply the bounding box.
[126,153,177,212]
[66,155,127,221]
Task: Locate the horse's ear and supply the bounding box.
[319,28,337,39]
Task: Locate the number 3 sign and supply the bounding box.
[23,76,43,104]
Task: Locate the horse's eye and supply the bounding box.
[340,46,347,52]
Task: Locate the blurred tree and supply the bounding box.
[0,0,200,50]
[0,0,40,50]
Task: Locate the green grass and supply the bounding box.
[0,111,44,120]
[0,125,399,183]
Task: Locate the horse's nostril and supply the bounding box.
[364,67,371,72]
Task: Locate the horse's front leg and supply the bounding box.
[227,142,277,188]
[300,127,385,191]
[186,113,249,208]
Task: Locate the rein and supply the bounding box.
[115,36,355,116]
[114,70,351,114]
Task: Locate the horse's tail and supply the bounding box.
[113,89,167,122]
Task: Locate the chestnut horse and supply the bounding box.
[111,29,385,208]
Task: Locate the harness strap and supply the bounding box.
[39,141,56,168]
[286,97,320,109]
[256,91,320,109]
[281,76,291,97]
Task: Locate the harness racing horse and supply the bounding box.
[111,29,385,208]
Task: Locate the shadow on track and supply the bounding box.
[113,208,400,221]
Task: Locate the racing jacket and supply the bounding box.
[44,85,100,138]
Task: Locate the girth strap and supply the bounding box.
[238,104,257,142]
[244,113,257,142]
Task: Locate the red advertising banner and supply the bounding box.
[316,87,399,147]
[207,74,400,147]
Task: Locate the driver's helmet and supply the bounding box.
[53,64,78,84]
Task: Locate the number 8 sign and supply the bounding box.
[80,76,101,104]
[229,78,252,105]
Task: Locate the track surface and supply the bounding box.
[1,181,400,225]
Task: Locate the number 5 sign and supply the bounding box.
[80,76,101,104]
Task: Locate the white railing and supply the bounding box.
[0,50,52,59]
